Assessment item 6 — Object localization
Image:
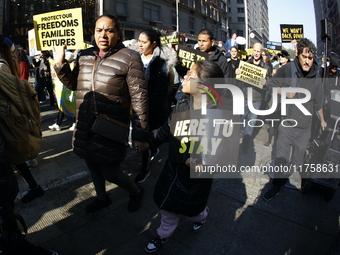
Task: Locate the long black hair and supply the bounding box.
[139,29,161,48]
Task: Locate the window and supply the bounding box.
[171,11,176,25]
[221,17,227,29]
[222,31,227,41]
[210,7,219,21]
[143,2,160,21]
[237,0,243,3]
[188,0,195,9]
[228,7,231,13]
[238,17,245,22]
[237,8,244,13]
[201,3,207,15]
[116,0,127,15]
[202,21,207,29]
[189,17,195,30]
[220,1,226,11]
[236,30,244,37]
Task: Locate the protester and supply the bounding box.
[145,60,223,253]
[197,29,228,77]
[0,34,44,203]
[0,130,58,255]
[273,50,290,72]
[321,55,340,123]
[262,49,273,76]
[263,38,327,201]
[264,50,290,148]
[33,50,55,109]
[134,29,177,184]
[322,55,340,95]
[52,14,148,213]
[226,46,240,81]
[16,48,30,81]
[238,42,271,153]
[224,33,238,58]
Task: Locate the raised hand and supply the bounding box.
[52,45,67,67]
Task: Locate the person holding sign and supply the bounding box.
[53,14,148,213]
[145,60,223,253]
[134,29,177,184]
[237,43,271,154]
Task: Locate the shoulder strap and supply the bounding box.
[91,58,98,114]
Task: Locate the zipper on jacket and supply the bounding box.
[160,166,179,208]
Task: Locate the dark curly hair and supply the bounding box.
[297,38,316,56]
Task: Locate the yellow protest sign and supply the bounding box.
[236,61,267,89]
[178,45,209,69]
[160,32,179,46]
[33,8,84,51]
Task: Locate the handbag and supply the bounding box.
[90,59,128,144]
[91,113,128,144]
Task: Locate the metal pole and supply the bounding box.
[99,0,104,16]
[244,0,248,49]
[176,0,179,32]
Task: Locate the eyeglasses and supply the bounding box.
[184,70,197,81]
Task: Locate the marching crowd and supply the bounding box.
[0,13,339,255]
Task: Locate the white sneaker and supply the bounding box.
[69,123,76,131]
[48,123,60,131]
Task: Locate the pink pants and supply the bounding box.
[157,207,209,238]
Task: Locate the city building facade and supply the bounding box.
[228,0,269,49]
[0,0,230,49]
[313,0,340,60]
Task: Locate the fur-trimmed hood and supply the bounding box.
[130,43,177,73]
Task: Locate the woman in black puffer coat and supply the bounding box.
[145,60,224,253]
[134,29,177,184]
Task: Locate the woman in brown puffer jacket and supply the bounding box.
[53,14,149,214]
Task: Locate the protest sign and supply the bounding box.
[49,58,76,118]
[170,109,240,178]
[178,45,209,69]
[236,61,267,89]
[28,29,38,57]
[160,32,179,46]
[33,8,84,51]
[280,24,304,43]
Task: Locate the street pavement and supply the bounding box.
[14,98,340,255]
